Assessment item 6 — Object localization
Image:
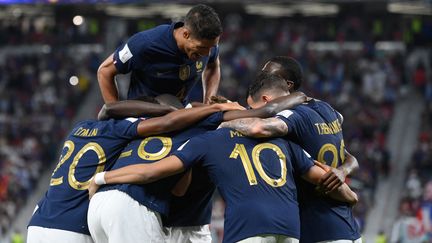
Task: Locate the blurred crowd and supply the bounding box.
[0,8,431,242]
[390,94,432,242]
[0,50,98,237]
[0,15,103,45]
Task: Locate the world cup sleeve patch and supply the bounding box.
[119,44,133,63]
[276,110,294,118]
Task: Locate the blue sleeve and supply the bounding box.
[172,135,209,170]
[196,112,223,129]
[275,109,302,136]
[208,45,219,64]
[112,118,141,139]
[288,142,314,175]
[113,32,150,74]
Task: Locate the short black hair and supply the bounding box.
[268,56,303,90]
[248,72,290,101]
[184,4,222,40]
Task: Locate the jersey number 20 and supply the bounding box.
[50,140,106,190]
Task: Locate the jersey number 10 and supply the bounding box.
[230,143,287,188]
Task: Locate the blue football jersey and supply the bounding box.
[276,99,361,242]
[173,128,314,243]
[99,112,224,216]
[161,163,215,227]
[28,118,141,235]
[113,22,219,102]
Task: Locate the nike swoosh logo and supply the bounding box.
[156,70,175,76]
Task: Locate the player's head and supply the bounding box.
[262,56,303,91]
[247,72,290,109]
[181,4,222,61]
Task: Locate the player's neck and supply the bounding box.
[173,27,186,53]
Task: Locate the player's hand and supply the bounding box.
[215,102,246,111]
[315,162,345,193]
[209,95,230,104]
[88,179,100,200]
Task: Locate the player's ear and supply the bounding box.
[262,94,271,103]
[286,80,295,91]
[183,29,190,39]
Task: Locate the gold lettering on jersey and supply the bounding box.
[74,127,99,137]
[119,150,132,158]
[195,61,203,72]
[179,65,190,81]
[230,131,244,138]
[314,119,342,135]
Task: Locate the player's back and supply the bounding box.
[28,118,140,234]
[99,112,224,216]
[175,128,314,242]
[276,99,360,242]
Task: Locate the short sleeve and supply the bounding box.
[275,109,302,136]
[208,45,219,64]
[113,32,150,74]
[112,118,142,139]
[195,112,223,129]
[336,110,344,124]
[288,142,314,175]
[172,135,209,169]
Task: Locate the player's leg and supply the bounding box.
[97,190,165,243]
[166,225,212,243]
[27,226,94,243]
[88,192,109,243]
[237,234,299,243]
[317,239,363,243]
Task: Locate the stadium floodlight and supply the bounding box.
[69,76,79,86]
[73,15,84,26]
[387,1,432,15]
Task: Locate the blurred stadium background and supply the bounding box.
[0,0,431,242]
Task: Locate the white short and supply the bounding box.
[27,226,94,243]
[87,190,165,243]
[317,238,363,243]
[237,234,299,243]
[165,225,211,243]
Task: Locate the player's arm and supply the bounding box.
[89,155,185,199]
[98,100,177,120]
[219,117,288,138]
[171,170,192,197]
[137,102,245,137]
[318,150,359,192]
[302,162,358,205]
[202,57,220,104]
[222,92,306,121]
[97,53,119,104]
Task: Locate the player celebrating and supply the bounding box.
[98,4,222,104]
[87,93,307,243]
[27,100,242,243]
[89,127,358,243]
[220,69,362,242]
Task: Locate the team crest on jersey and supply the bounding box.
[179,65,190,81]
[195,61,203,72]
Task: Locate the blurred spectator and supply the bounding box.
[0,51,98,237]
[390,199,427,243]
[406,170,423,200]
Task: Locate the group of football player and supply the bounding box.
[27,4,362,243]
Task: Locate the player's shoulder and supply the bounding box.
[134,23,172,42]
